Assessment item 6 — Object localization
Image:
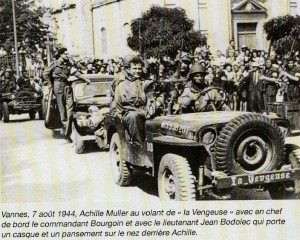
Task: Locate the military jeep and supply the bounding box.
[70,74,114,153]
[104,87,300,200]
[0,88,43,123]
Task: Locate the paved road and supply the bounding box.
[1,114,159,203]
[1,114,300,202]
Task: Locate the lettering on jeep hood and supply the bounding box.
[161,120,190,134]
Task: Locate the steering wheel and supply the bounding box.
[194,87,229,112]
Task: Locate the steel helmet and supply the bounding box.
[189,64,207,78]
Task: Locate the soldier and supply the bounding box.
[179,64,229,113]
[109,54,136,114]
[167,54,192,112]
[280,58,300,103]
[259,58,279,111]
[114,55,155,144]
[0,68,16,93]
[17,70,31,90]
[43,48,90,136]
[155,55,191,115]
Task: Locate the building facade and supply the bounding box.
[48,0,300,59]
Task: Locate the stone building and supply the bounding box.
[48,0,300,59]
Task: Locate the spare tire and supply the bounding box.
[215,113,284,175]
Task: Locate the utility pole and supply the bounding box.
[138,18,142,54]
[46,33,51,65]
[12,0,19,77]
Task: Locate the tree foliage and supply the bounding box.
[127,5,206,59]
[264,15,300,56]
[0,0,47,52]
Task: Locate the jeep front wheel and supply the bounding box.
[73,123,85,154]
[0,102,2,120]
[158,154,196,201]
[268,147,300,199]
[2,102,9,123]
[29,110,36,120]
[110,133,133,186]
[215,114,284,175]
[41,99,47,119]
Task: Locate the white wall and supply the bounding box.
[49,0,299,59]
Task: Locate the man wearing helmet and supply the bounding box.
[114,55,155,144]
[179,64,229,113]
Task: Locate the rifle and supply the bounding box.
[277,37,296,97]
[176,39,184,79]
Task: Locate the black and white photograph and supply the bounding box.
[1,0,300,239]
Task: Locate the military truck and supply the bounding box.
[104,87,300,200]
[0,88,43,123]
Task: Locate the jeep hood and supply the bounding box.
[146,111,282,138]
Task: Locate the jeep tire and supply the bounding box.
[38,109,44,120]
[29,110,36,120]
[268,147,300,199]
[41,99,47,119]
[73,123,85,154]
[0,102,2,120]
[158,154,196,201]
[2,102,9,123]
[215,113,284,175]
[110,133,133,186]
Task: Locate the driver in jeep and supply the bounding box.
[179,64,230,113]
[114,55,155,144]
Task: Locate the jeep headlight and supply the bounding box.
[187,130,195,141]
[199,128,216,145]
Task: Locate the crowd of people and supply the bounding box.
[1,41,300,145]
[1,41,300,102]
[143,42,300,112]
[66,41,300,114]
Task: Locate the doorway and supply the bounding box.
[237,22,257,49]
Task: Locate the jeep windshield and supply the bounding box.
[73,74,113,105]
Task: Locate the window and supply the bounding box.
[101,28,107,55]
[289,0,298,16]
[164,0,177,8]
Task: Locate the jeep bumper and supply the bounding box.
[13,103,41,110]
[213,168,300,192]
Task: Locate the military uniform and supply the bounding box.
[115,75,154,143]
[179,81,229,112]
[0,79,15,93]
[179,80,207,112]
[263,66,278,104]
[179,64,229,113]
[0,74,16,93]
[286,66,300,103]
[158,56,190,114]
[43,59,70,122]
